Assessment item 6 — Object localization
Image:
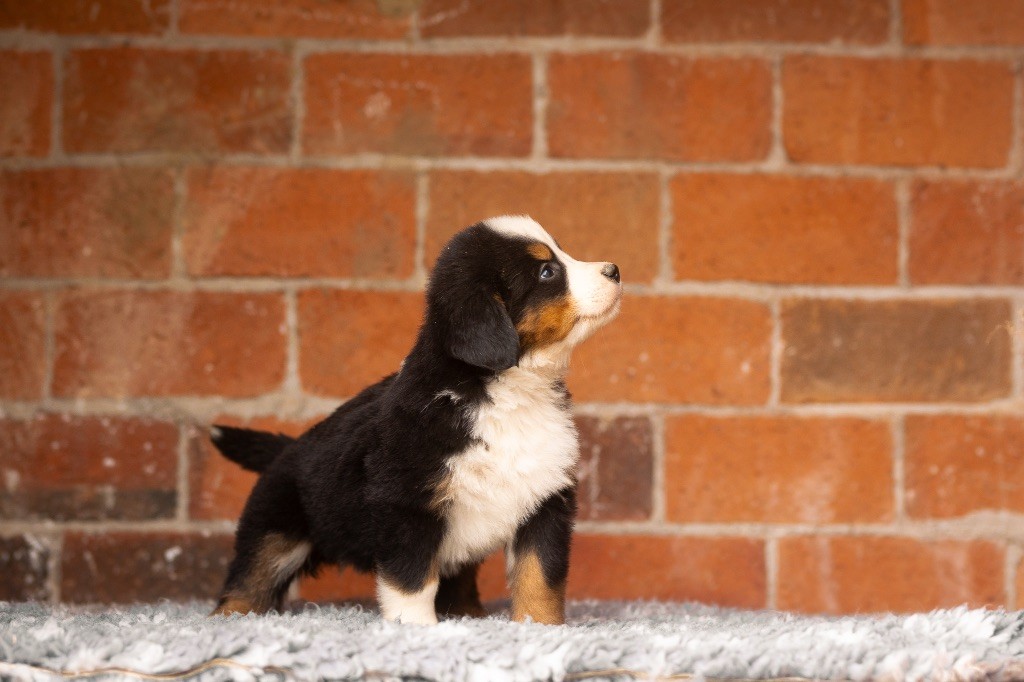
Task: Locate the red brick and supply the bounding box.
[778,536,1005,613]
[0,168,174,278]
[0,292,46,399]
[672,174,898,284]
[0,52,51,157]
[299,289,422,397]
[781,299,1012,403]
[53,290,286,398]
[474,551,507,602]
[427,170,660,283]
[189,416,319,521]
[576,416,654,521]
[548,53,772,161]
[568,535,766,607]
[179,0,410,38]
[663,0,889,44]
[570,296,771,404]
[0,414,178,521]
[906,415,1024,519]
[184,168,416,278]
[666,416,893,524]
[64,48,291,154]
[904,0,1024,46]
[0,535,51,601]
[909,181,1024,285]
[304,53,532,157]
[783,57,1015,168]
[0,0,171,34]
[61,532,232,603]
[420,0,649,37]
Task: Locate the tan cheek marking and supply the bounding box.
[517,297,577,351]
[511,551,565,625]
[527,242,554,260]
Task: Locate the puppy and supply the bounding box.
[210,216,621,625]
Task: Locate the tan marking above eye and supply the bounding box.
[517,297,577,350]
[526,242,554,261]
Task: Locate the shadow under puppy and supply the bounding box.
[209,216,621,625]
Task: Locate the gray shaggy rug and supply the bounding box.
[1,601,1023,681]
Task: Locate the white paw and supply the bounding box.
[377,574,439,625]
[392,610,439,625]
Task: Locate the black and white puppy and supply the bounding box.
[210,216,621,625]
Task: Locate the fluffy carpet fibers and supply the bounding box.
[2,601,1024,681]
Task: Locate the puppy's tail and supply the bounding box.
[209,425,295,473]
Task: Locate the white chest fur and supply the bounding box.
[436,368,578,573]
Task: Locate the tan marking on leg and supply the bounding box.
[510,550,565,625]
[210,533,310,617]
[435,563,487,618]
[211,597,255,616]
[527,242,554,261]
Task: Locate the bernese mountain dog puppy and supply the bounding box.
[209,216,621,625]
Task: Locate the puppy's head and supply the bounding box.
[427,216,621,372]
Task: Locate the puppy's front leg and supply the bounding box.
[375,513,443,625]
[377,566,440,625]
[509,486,576,625]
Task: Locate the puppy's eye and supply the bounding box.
[539,263,557,281]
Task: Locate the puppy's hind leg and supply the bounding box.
[212,472,311,616]
[213,533,311,616]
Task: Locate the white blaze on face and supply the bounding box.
[485,215,622,339]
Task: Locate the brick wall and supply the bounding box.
[1,0,1022,615]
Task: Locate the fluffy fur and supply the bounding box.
[210,216,621,625]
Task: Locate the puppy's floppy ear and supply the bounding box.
[444,292,519,372]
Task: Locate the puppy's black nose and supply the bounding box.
[601,263,620,283]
